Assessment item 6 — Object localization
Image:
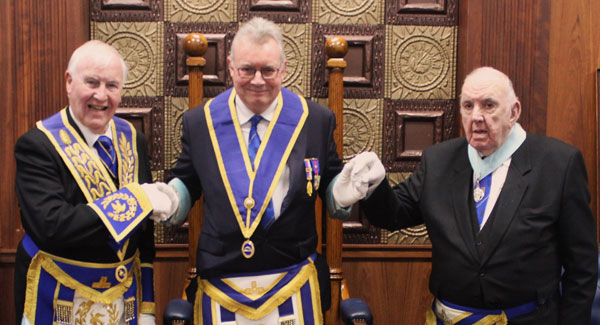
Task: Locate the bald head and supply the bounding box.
[459,67,521,156]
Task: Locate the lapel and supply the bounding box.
[450,144,480,262]
[479,137,531,265]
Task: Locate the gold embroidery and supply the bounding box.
[105,302,120,325]
[60,129,72,145]
[89,311,106,325]
[119,132,135,185]
[55,300,73,325]
[65,142,111,200]
[243,281,266,295]
[92,276,112,289]
[101,192,138,222]
[124,297,136,322]
[75,300,94,325]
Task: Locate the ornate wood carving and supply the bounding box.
[90,0,163,21]
[117,96,164,171]
[165,22,235,98]
[312,24,384,98]
[239,0,310,23]
[386,0,457,26]
[382,99,456,172]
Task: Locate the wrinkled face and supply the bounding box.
[228,37,286,114]
[460,72,520,156]
[66,55,124,134]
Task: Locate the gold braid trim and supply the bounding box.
[198,262,317,321]
[26,250,140,305]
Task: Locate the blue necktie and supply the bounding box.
[248,115,274,227]
[94,135,117,176]
[475,174,492,227]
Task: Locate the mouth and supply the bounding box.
[88,104,108,111]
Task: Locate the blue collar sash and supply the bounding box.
[205,88,308,254]
[36,108,149,245]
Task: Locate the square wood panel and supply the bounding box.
[382,99,456,172]
[165,22,236,98]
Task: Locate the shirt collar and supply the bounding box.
[68,106,113,147]
[235,95,278,125]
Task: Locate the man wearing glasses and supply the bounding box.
[161,17,349,324]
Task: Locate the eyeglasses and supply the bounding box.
[234,65,280,80]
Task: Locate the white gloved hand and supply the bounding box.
[155,182,180,220]
[141,182,178,222]
[333,152,385,207]
[138,313,156,325]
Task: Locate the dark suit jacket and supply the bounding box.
[361,134,598,324]
[170,95,342,307]
[13,108,154,321]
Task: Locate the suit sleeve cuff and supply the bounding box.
[166,177,192,226]
[326,174,352,220]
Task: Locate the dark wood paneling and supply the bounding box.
[457,0,550,137]
[1,0,88,322]
[547,0,599,234]
[1,0,89,249]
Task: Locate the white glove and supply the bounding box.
[155,182,180,220]
[333,152,385,207]
[141,182,179,222]
[138,313,156,325]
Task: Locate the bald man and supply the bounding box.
[332,67,598,324]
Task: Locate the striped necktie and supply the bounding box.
[94,135,117,177]
[247,115,275,228]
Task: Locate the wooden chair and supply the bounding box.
[163,33,373,325]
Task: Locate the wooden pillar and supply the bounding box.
[324,36,348,325]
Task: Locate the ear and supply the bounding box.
[227,56,235,77]
[510,101,521,125]
[280,60,288,77]
[65,71,73,95]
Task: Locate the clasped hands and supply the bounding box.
[333,152,385,208]
[141,182,179,222]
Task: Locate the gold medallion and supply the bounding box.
[241,239,255,259]
[115,265,128,283]
[244,197,255,209]
[306,181,313,196]
[473,187,485,202]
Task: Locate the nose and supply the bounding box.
[249,70,266,85]
[93,84,108,102]
[472,104,484,122]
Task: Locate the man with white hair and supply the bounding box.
[334,67,598,324]
[14,40,178,325]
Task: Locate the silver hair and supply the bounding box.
[66,40,128,84]
[462,66,519,105]
[230,17,285,66]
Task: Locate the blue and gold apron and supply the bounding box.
[195,255,322,325]
[23,108,155,324]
